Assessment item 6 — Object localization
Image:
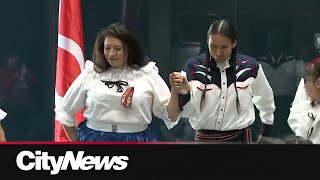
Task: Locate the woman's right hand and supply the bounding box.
[169,72,190,95]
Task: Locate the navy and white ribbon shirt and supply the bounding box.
[179,53,275,131]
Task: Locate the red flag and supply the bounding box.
[55,0,85,142]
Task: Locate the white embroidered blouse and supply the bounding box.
[55,60,178,132]
[288,79,320,143]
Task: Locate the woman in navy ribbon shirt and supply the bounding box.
[169,19,276,143]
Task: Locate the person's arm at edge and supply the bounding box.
[62,124,78,142]
[167,87,181,122]
[0,123,6,142]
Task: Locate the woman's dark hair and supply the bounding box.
[304,57,320,106]
[92,22,148,72]
[304,57,320,79]
[200,19,240,113]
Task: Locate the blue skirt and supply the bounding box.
[77,120,157,142]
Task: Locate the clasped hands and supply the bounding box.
[169,72,190,95]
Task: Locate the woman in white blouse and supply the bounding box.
[55,23,180,142]
[288,57,320,144]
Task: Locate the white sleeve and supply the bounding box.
[180,84,198,118]
[54,62,92,127]
[287,78,311,138]
[0,109,7,121]
[287,102,312,138]
[251,64,276,125]
[178,71,198,118]
[290,78,309,107]
[147,64,179,129]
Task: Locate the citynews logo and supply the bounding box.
[16,150,129,175]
